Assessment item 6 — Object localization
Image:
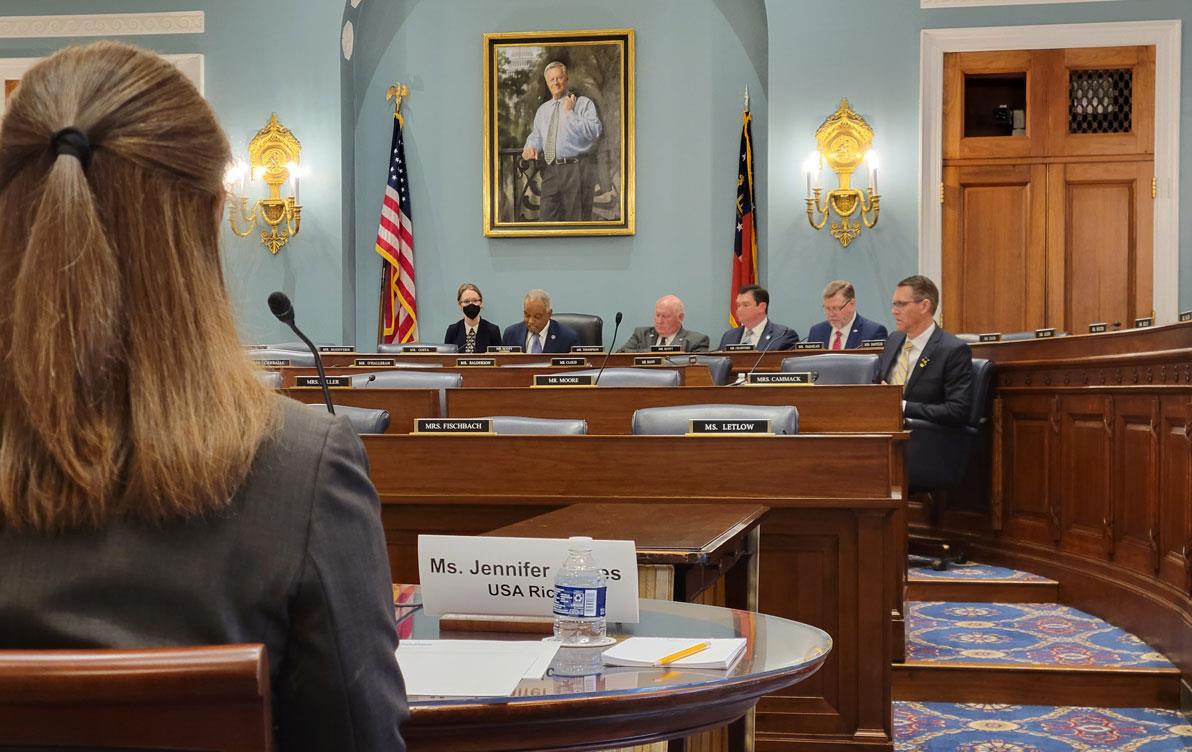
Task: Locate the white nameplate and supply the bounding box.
[978,332,1002,342]
[257,358,291,367]
[1088,322,1108,334]
[1180,311,1192,323]
[1133,316,1153,328]
[1034,327,1057,338]
[418,535,640,623]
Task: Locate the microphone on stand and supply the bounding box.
[593,312,623,386]
[733,326,791,386]
[268,291,335,415]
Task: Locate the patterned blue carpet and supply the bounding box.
[909,555,1053,583]
[896,702,1192,751]
[908,602,1173,668]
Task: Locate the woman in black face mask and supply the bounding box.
[444,282,503,354]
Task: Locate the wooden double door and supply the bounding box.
[942,46,1155,334]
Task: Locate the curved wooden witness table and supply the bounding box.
[400,596,832,752]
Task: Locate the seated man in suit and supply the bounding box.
[807,280,888,349]
[875,275,972,427]
[717,284,800,351]
[618,294,710,352]
[501,288,579,353]
[444,282,502,353]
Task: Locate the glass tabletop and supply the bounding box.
[400,596,832,707]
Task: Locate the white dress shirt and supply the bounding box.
[741,319,768,346]
[831,313,857,348]
[896,322,936,412]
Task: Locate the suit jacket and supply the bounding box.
[807,313,889,349]
[717,320,800,352]
[444,317,502,354]
[0,397,408,752]
[618,326,710,353]
[876,326,973,427]
[501,319,579,353]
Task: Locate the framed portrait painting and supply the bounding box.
[483,28,635,237]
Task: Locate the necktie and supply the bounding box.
[530,333,543,354]
[889,339,915,388]
[544,103,559,164]
[657,335,668,348]
[741,329,754,347]
[464,328,476,354]
[832,331,843,350]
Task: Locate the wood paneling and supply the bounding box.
[1157,397,1192,592]
[1111,396,1160,574]
[944,50,1048,160]
[1048,46,1155,158]
[942,164,1047,333]
[1002,395,1057,544]
[1057,395,1112,558]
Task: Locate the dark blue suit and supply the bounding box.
[807,313,888,349]
[501,319,579,353]
[875,326,973,427]
[717,320,800,352]
[444,318,502,354]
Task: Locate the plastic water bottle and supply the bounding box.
[552,536,608,645]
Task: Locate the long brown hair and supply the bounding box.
[0,42,277,532]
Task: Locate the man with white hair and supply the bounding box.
[618,295,710,352]
[521,60,602,221]
[500,289,579,353]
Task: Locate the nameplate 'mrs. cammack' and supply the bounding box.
[724,343,754,351]
[1088,322,1109,334]
[551,357,588,367]
[687,419,773,435]
[533,374,595,387]
[295,375,352,388]
[354,357,396,367]
[487,345,522,353]
[1034,328,1056,338]
[319,345,356,352]
[415,419,493,434]
[979,333,1002,342]
[456,357,496,367]
[746,372,811,386]
[571,345,604,353]
[860,339,886,348]
[1134,317,1153,328]
[795,342,824,350]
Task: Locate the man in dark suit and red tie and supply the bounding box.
[807,280,888,350]
[875,275,972,427]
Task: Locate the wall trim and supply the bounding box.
[0,11,204,38]
[919,20,1182,323]
[923,0,1120,8]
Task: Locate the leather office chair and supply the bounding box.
[781,353,880,384]
[308,403,391,434]
[668,355,733,386]
[0,643,272,752]
[631,404,799,435]
[376,342,459,353]
[486,416,588,435]
[552,313,604,347]
[350,370,462,414]
[256,371,283,390]
[555,368,681,387]
[906,357,996,569]
[247,348,316,367]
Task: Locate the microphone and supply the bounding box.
[735,326,790,386]
[593,311,623,386]
[267,291,335,415]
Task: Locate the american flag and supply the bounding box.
[730,106,758,327]
[375,111,418,344]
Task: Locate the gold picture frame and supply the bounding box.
[483,28,635,237]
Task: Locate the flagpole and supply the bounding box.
[377,83,410,347]
[744,85,749,114]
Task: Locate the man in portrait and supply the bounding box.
[521,61,602,222]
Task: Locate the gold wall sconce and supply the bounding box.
[805,99,880,248]
[223,113,304,255]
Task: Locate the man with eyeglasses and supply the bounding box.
[807,280,888,350]
[875,275,972,427]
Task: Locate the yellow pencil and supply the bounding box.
[655,640,712,666]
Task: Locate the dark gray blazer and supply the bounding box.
[0,397,407,752]
[618,326,711,353]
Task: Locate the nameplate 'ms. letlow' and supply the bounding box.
[688,419,773,435]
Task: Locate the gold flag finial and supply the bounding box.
[386,83,410,115]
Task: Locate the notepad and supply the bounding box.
[396,640,561,696]
[601,637,747,669]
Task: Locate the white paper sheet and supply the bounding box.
[601,637,747,669]
[395,640,562,697]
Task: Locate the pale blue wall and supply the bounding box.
[349,0,769,347]
[767,0,1192,334]
[0,0,348,345]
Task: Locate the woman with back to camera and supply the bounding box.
[0,42,406,751]
[444,282,502,353]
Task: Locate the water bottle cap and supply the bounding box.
[567,535,594,550]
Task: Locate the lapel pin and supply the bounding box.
[918,357,930,368]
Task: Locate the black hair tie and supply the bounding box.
[51,127,92,170]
